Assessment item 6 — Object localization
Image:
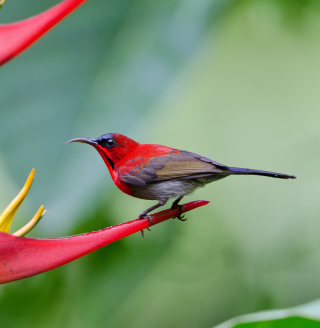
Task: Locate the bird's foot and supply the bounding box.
[139,227,151,239]
[176,214,187,221]
[173,213,186,221]
[138,214,152,238]
[139,214,152,225]
[170,204,187,221]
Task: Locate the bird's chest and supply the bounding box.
[112,172,134,197]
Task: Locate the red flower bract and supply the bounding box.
[0,0,87,66]
[0,200,209,284]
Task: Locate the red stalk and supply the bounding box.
[0,0,87,66]
[0,200,209,284]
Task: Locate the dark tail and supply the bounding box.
[228,167,296,179]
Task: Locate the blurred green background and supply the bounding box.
[1,0,320,327]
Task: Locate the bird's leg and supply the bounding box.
[171,196,187,221]
[139,199,167,238]
[139,199,168,220]
[171,196,184,209]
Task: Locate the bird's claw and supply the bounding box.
[139,227,151,239]
[175,214,187,221]
[170,204,187,221]
[139,215,152,238]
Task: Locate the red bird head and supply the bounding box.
[67,133,139,172]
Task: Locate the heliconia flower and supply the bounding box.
[0,169,209,284]
[0,169,45,237]
[0,0,87,66]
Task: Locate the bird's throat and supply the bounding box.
[104,155,114,170]
[95,147,115,171]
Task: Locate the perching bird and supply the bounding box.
[67,133,296,219]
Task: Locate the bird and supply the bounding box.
[67,133,296,220]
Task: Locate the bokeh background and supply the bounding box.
[1,0,320,327]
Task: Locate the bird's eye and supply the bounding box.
[105,138,116,148]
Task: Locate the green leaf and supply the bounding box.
[215,301,320,328]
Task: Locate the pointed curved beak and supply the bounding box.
[66,138,98,145]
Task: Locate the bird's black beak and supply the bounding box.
[66,138,98,145]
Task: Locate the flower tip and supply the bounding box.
[13,205,45,237]
[0,169,37,233]
[25,169,35,188]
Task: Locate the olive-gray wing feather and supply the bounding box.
[121,150,230,186]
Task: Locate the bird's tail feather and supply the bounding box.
[228,167,296,179]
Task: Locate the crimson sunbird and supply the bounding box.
[67,133,296,219]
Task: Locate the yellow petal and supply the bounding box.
[0,0,5,7]
[0,169,35,233]
[13,206,45,237]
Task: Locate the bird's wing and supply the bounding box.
[121,150,229,186]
